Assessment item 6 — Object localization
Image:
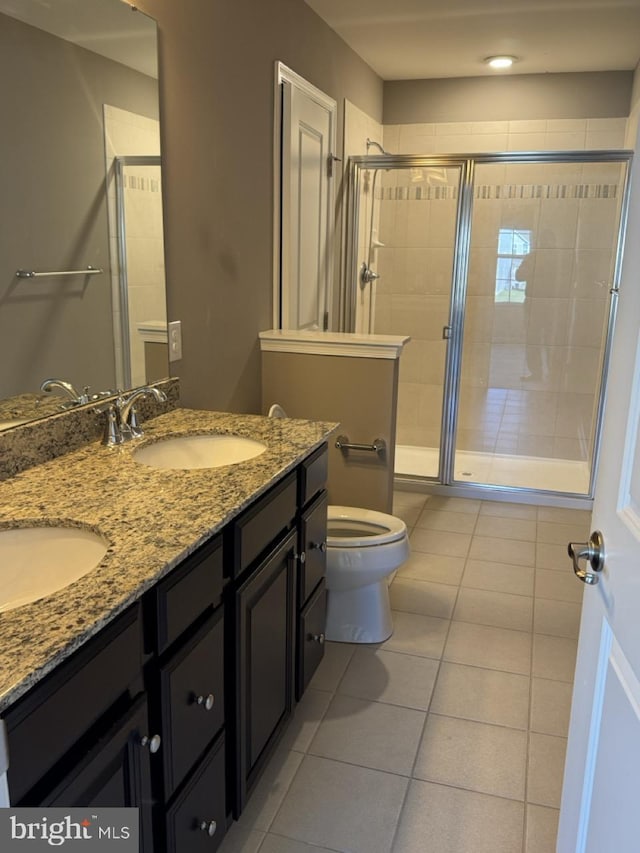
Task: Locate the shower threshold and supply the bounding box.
[395,444,590,495]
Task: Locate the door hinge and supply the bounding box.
[327,153,342,178]
[442,325,452,340]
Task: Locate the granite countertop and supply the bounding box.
[0,408,337,713]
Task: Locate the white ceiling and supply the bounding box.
[304,0,640,80]
[0,0,157,78]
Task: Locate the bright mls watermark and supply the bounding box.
[0,809,138,850]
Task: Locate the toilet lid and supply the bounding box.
[326,505,407,549]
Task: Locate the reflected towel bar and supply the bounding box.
[16,266,103,279]
[335,435,386,454]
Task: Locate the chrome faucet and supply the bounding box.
[101,386,168,446]
[40,378,90,406]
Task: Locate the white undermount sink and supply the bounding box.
[0,526,108,612]
[132,433,267,470]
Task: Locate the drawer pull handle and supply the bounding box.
[310,632,325,645]
[195,693,215,711]
[310,541,327,553]
[199,819,217,837]
[140,734,162,753]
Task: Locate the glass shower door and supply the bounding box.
[358,160,464,479]
[454,156,629,494]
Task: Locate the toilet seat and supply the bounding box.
[327,506,407,548]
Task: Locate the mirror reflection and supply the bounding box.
[0,0,168,428]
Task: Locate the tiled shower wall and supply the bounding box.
[375,118,628,469]
[344,101,384,333]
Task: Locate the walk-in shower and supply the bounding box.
[345,151,632,501]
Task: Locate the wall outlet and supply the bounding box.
[168,320,183,362]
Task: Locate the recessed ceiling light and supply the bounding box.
[485,55,518,70]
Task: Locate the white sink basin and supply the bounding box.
[0,526,108,612]
[132,433,267,470]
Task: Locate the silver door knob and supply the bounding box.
[199,820,217,836]
[195,693,215,711]
[140,734,162,753]
[310,632,325,644]
[568,530,605,585]
[310,541,327,553]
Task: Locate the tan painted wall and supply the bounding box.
[261,351,399,512]
[384,72,633,125]
[135,0,383,414]
[0,14,158,399]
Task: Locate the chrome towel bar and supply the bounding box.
[335,435,386,454]
[16,266,103,279]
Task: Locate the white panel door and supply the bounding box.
[280,73,335,330]
[557,147,640,850]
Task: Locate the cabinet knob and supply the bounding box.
[310,632,325,645]
[310,541,327,553]
[140,734,162,753]
[199,819,217,837]
[195,693,215,711]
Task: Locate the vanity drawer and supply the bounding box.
[296,581,327,700]
[7,603,143,804]
[228,471,297,578]
[165,735,226,853]
[160,608,225,799]
[299,490,328,606]
[151,534,224,655]
[298,443,328,507]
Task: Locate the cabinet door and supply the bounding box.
[165,736,226,853]
[42,695,154,853]
[297,580,327,700]
[299,490,327,606]
[235,529,296,814]
[159,608,225,799]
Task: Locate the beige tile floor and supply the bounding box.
[218,491,591,853]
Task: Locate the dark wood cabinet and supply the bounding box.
[145,533,229,852]
[6,603,144,805]
[43,695,154,853]
[165,736,226,853]
[3,443,329,850]
[297,580,328,698]
[233,528,297,815]
[157,608,225,799]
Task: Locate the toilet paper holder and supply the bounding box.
[335,435,386,455]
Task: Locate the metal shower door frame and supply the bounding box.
[114,154,162,389]
[344,149,633,501]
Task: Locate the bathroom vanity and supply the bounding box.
[0,408,334,851]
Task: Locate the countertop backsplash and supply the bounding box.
[0,378,179,480]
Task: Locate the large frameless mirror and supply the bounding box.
[0,0,167,428]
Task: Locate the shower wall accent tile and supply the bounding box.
[377,183,619,202]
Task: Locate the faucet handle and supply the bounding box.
[101,404,124,446]
[127,405,144,438]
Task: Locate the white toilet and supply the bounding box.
[325,506,410,644]
[267,405,410,644]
